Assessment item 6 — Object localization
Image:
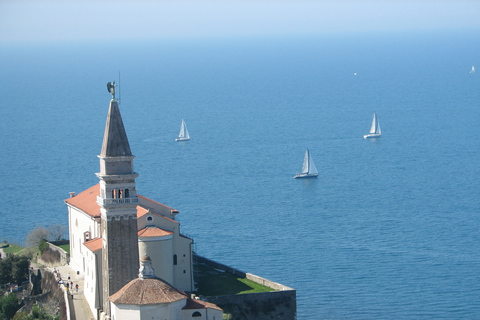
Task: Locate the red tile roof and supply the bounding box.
[65,184,101,218]
[137,195,179,214]
[84,238,102,252]
[138,227,173,238]
[65,184,178,223]
[183,298,223,311]
[136,206,178,224]
[109,278,187,305]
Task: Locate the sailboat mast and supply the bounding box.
[306,149,310,173]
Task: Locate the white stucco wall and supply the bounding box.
[110,299,187,320]
[181,307,223,320]
[173,234,193,292]
[68,205,100,273]
[84,248,102,319]
[138,236,174,284]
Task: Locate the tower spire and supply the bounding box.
[97,87,139,318]
[100,99,132,157]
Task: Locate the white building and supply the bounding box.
[110,256,222,320]
[66,93,221,319]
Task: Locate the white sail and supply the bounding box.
[370,112,378,134]
[470,66,475,73]
[307,150,318,175]
[301,149,310,174]
[176,119,190,141]
[296,148,318,178]
[364,112,381,138]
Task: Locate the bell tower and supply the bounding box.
[97,82,139,317]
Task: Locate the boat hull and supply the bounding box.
[175,138,190,141]
[294,173,318,179]
[363,133,381,139]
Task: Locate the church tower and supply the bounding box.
[96,84,139,317]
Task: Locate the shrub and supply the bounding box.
[38,240,49,255]
[0,292,22,319]
[0,255,30,285]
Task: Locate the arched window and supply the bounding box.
[192,311,202,317]
[173,254,177,265]
[112,189,116,198]
[124,189,129,198]
[119,189,123,198]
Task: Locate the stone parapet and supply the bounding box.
[195,255,296,320]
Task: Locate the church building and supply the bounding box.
[66,87,222,320]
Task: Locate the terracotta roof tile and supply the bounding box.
[65,184,178,223]
[65,185,101,218]
[109,278,187,305]
[84,238,102,252]
[137,195,179,214]
[183,298,223,311]
[137,206,178,224]
[138,227,173,238]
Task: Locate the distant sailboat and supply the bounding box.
[175,119,190,141]
[294,149,319,179]
[364,112,381,139]
[470,66,475,73]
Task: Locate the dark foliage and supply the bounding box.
[0,256,30,285]
[0,293,22,319]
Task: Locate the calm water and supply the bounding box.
[1,31,479,319]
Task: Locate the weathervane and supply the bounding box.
[107,81,117,100]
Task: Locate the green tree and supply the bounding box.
[0,293,21,320]
[0,257,13,284]
[10,257,29,285]
[0,256,30,286]
[38,240,48,255]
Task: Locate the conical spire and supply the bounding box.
[100,100,132,157]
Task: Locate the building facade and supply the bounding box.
[66,96,203,319]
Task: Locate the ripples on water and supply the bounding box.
[0,32,479,319]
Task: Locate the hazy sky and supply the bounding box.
[1,0,479,44]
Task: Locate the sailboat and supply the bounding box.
[363,112,381,139]
[175,119,190,141]
[294,149,319,179]
[470,66,475,73]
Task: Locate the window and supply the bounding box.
[84,231,91,242]
[173,254,177,265]
[146,216,154,223]
[125,189,129,198]
[192,311,202,317]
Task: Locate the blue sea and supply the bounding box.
[1,30,479,319]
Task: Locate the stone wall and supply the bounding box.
[47,241,69,266]
[195,255,296,320]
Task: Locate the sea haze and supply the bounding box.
[1,31,479,319]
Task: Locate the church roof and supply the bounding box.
[100,99,132,157]
[109,277,187,305]
[65,184,178,222]
[84,238,102,252]
[138,227,173,238]
[65,185,101,218]
[137,195,179,215]
[136,206,177,224]
[183,298,223,311]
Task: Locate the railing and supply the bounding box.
[100,197,139,205]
